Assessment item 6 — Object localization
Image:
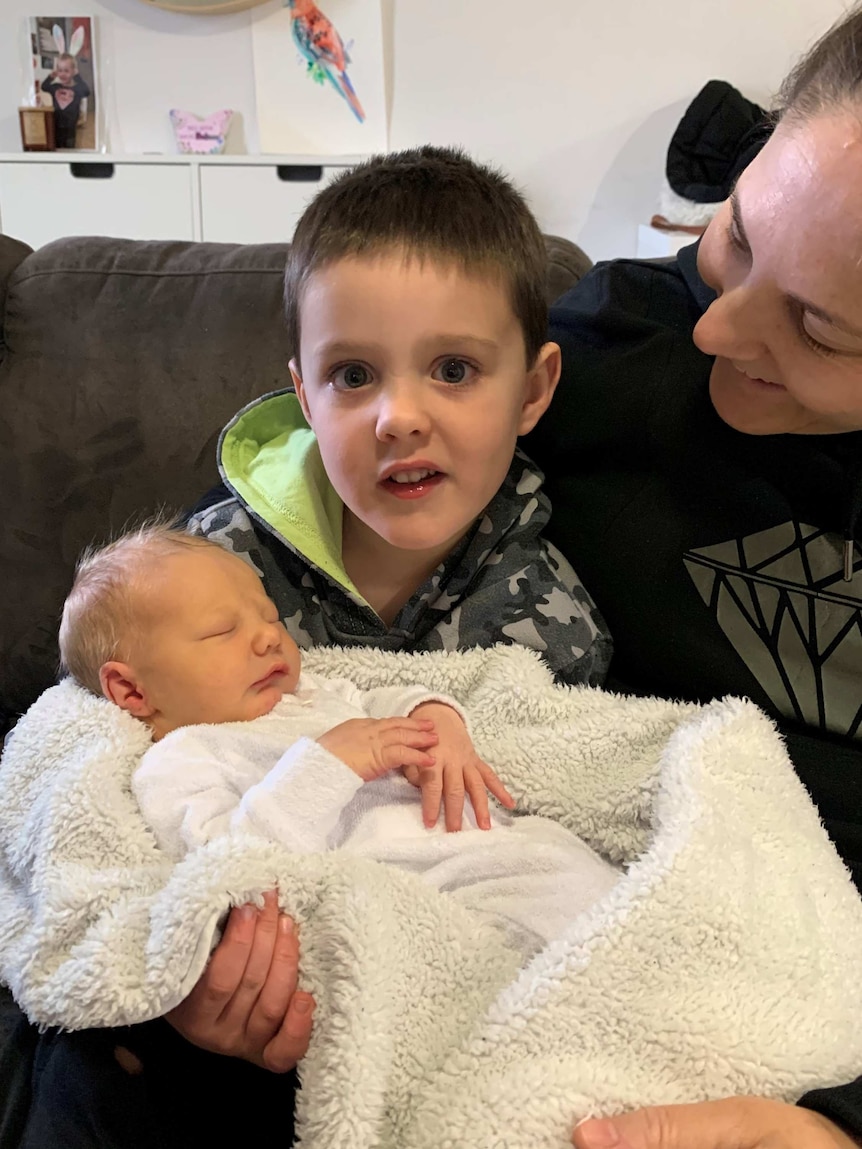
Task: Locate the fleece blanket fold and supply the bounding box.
[1,644,862,1149]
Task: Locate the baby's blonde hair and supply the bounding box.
[59,518,222,696]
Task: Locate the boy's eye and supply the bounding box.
[433,358,475,385]
[331,363,372,390]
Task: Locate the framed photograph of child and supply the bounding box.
[26,17,100,151]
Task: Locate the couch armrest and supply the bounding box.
[0,236,33,359]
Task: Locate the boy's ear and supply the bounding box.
[289,358,313,427]
[518,341,561,436]
[99,662,156,719]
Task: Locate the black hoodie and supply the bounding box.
[523,241,862,1134]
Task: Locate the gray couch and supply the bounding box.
[0,232,592,734]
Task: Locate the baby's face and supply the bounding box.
[129,547,301,738]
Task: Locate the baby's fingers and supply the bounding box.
[442,762,466,832]
[476,759,515,809]
[464,767,492,830]
[400,748,437,773]
[417,765,444,829]
[401,763,421,788]
[382,720,438,751]
[388,718,438,748]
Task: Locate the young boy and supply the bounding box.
[40,53,90,149]
[189,148,612,823]
[32,147,613,1140]
[59,525,620,959]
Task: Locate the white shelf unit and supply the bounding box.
[0,153,360,249]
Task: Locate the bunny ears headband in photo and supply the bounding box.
[52,24,85,57]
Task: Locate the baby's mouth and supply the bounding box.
[253,664,289,689]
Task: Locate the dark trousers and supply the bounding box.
[0,989,298,1149]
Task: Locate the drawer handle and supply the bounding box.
[69,163,115,179]
[276,165,323,183]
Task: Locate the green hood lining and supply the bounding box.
[219,391,362,598]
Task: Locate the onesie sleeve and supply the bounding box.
[133,731,363,860]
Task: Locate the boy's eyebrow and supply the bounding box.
[312,340,384,360]
[429,334,501,352]
[312,335,501,360]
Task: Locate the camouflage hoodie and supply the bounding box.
[189,391,611,686]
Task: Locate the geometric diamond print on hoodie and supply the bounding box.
[684,521,862,738]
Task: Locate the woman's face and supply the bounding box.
[695,109,862,435]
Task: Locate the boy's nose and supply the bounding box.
[374,379,431,440]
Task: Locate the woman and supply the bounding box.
[529,7,862,1148]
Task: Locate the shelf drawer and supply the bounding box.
[200,163,348,244]
[0,162,195,248]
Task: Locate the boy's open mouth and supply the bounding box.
[380,469,444,499]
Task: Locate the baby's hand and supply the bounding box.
[404,702,515,832]
[317,717,438,782]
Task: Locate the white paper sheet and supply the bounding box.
[253,0,387,156]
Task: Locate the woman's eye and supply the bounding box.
[799,324,838,359]
[725,223,750,259]
[331,363,371,390]
[433,358,475,385]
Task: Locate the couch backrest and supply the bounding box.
[0,232,590,731]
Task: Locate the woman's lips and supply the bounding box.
[731,363,785,390]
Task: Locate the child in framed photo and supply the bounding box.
[28,17,99,151]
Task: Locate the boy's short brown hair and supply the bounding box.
[59,521,219,696]
[285,146,548,368]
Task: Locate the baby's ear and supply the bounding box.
[518,341,561,435]
[99,662,155,718]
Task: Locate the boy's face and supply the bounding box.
[291,252,560,563]
[107,548,300,740]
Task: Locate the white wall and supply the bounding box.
[0,0,849,260]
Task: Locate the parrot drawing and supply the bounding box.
[286,0,366,123]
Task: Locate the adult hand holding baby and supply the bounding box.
[166,890,315,1073]
[572,1098,860,1149]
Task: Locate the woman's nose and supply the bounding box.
[693,286,770,362]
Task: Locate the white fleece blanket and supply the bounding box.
[2,644,862,1149]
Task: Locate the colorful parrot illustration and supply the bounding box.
[285,0,366,123]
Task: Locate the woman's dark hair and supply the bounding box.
[778,4,862,120]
